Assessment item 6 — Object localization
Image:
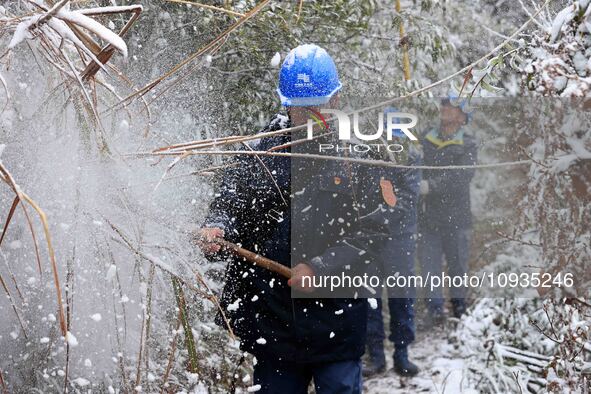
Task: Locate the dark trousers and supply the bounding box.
[366,235,417,358]
[418,228,471,314]
[253,358,362,394]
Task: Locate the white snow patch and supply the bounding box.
[65,331,79,347]
[118,119,130,134]
[56,9,128,56]
[90,313,102,322]
[549,4,576,43]
[227,299,241,312]
[9,15,41,49]
[270,52,281,67]
[72,377,90,387]
[284,44,327,68]
[106,264,117,281]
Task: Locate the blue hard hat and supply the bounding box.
[277,44,342,107]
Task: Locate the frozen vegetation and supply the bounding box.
[0,0,589,392]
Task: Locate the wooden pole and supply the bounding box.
[218,240,292,279]
[395,0,412,81]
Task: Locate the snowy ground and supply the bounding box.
[364,325,474,394]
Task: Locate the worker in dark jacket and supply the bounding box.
[418,97,478,324]
[365,109,422,378]
[197,44,388,394]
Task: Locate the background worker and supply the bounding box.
[365,108,422,378]
[418,97,477,326]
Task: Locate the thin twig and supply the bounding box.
[0,197,20,248]
[81,5,143,80]
[529,319,563,344]
[295,0,304,21]
[0,273,28,338]
[241,141,288,207]
[134,309,146,390]
[134,148,534,170]
[105,219,235,339]
[495,230,542,247]
[1,253,25,301]
[161,310,182,393]
[113,0,271,107]
[0,369,8,394]
[172,277,199,373]
[143,264,155,379]
[34,0,71,28]
[165,0,245,17]
[0,163,67,336]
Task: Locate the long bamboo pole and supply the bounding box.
[395,0,411,81]
[217,240,292,279]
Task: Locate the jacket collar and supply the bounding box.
[425,128,465,149]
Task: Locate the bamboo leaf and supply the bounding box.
[172,278,199,374]
[0,196,19,248]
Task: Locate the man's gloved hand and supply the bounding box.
[419,180,429,195]
[288,263,316,293]
[194,227,225,255]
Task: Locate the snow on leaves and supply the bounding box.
[524,0,591,97]
[8,2,130,57]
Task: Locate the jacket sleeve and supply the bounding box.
[203,113,290,244]
[306,165,389,276]
[385,148,422,220]
[202,155,253,244]
[427,138,478,195]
